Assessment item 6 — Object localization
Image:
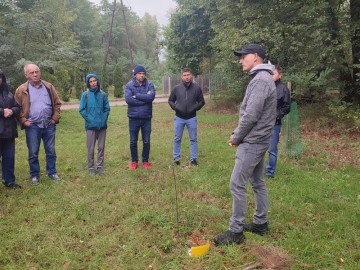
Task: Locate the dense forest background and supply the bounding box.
[0,0,163,100]
[1,0,360,125]
[165,0,359,128]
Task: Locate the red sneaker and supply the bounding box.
[142,162,152,169]
[129,162,138,170]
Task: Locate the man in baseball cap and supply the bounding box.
[234,43,266,60]
[214,44,277,246]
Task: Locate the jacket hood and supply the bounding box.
[249,63,275,76]
[85,73,100,89]
[0,69,6,84]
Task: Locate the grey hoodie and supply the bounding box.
[232,63,277,145]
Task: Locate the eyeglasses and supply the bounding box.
[27,70,40,75]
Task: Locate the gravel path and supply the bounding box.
[61,96,169,110]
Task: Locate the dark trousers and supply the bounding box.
[129,119,151,163]
[0,138,16,185]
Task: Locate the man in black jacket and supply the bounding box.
[266,65,291,178]
[0,69,21,189]
[168,68,205,166]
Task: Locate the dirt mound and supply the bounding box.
[246,245,292,270]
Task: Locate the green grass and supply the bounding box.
[0,103,359,269]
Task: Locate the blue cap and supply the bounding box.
[133,65,146,75]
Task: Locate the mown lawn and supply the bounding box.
[0,102,359,269]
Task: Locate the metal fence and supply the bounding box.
[162,75,210,95]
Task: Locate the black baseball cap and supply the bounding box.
[234,43,266,59]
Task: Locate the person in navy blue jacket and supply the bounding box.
[125,65,156,170]
[79,74,110,176]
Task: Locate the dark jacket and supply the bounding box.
[79,74,110,130]
[274,80,291,125]
[168,81,205,120]
[125,77,155,119]
[0,70,20,138]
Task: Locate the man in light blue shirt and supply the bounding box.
[15,63,62,185]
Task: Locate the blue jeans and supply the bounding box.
[25,124,57,177]
[0,138,16,185]
[266,124,281,177]
[129,119,151,162]
[173,116,197,161]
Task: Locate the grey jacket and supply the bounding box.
[232,64,277,145]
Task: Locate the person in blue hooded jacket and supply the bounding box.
[125,65,155,170]
[79,74,110,176]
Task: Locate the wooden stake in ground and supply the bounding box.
[172,165,180,237]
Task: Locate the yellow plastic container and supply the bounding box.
[190,243,210,257]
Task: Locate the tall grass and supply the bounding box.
[0,103,359,269]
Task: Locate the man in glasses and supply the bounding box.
[15,63,62,185]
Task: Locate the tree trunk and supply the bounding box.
[350,0,360,103]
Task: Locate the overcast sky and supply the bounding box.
[90,0,177,26]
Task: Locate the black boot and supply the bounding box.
[214,230,245,246]
[243,222,269,235]
[4,182,22,189]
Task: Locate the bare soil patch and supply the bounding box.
[246,245,292,270]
